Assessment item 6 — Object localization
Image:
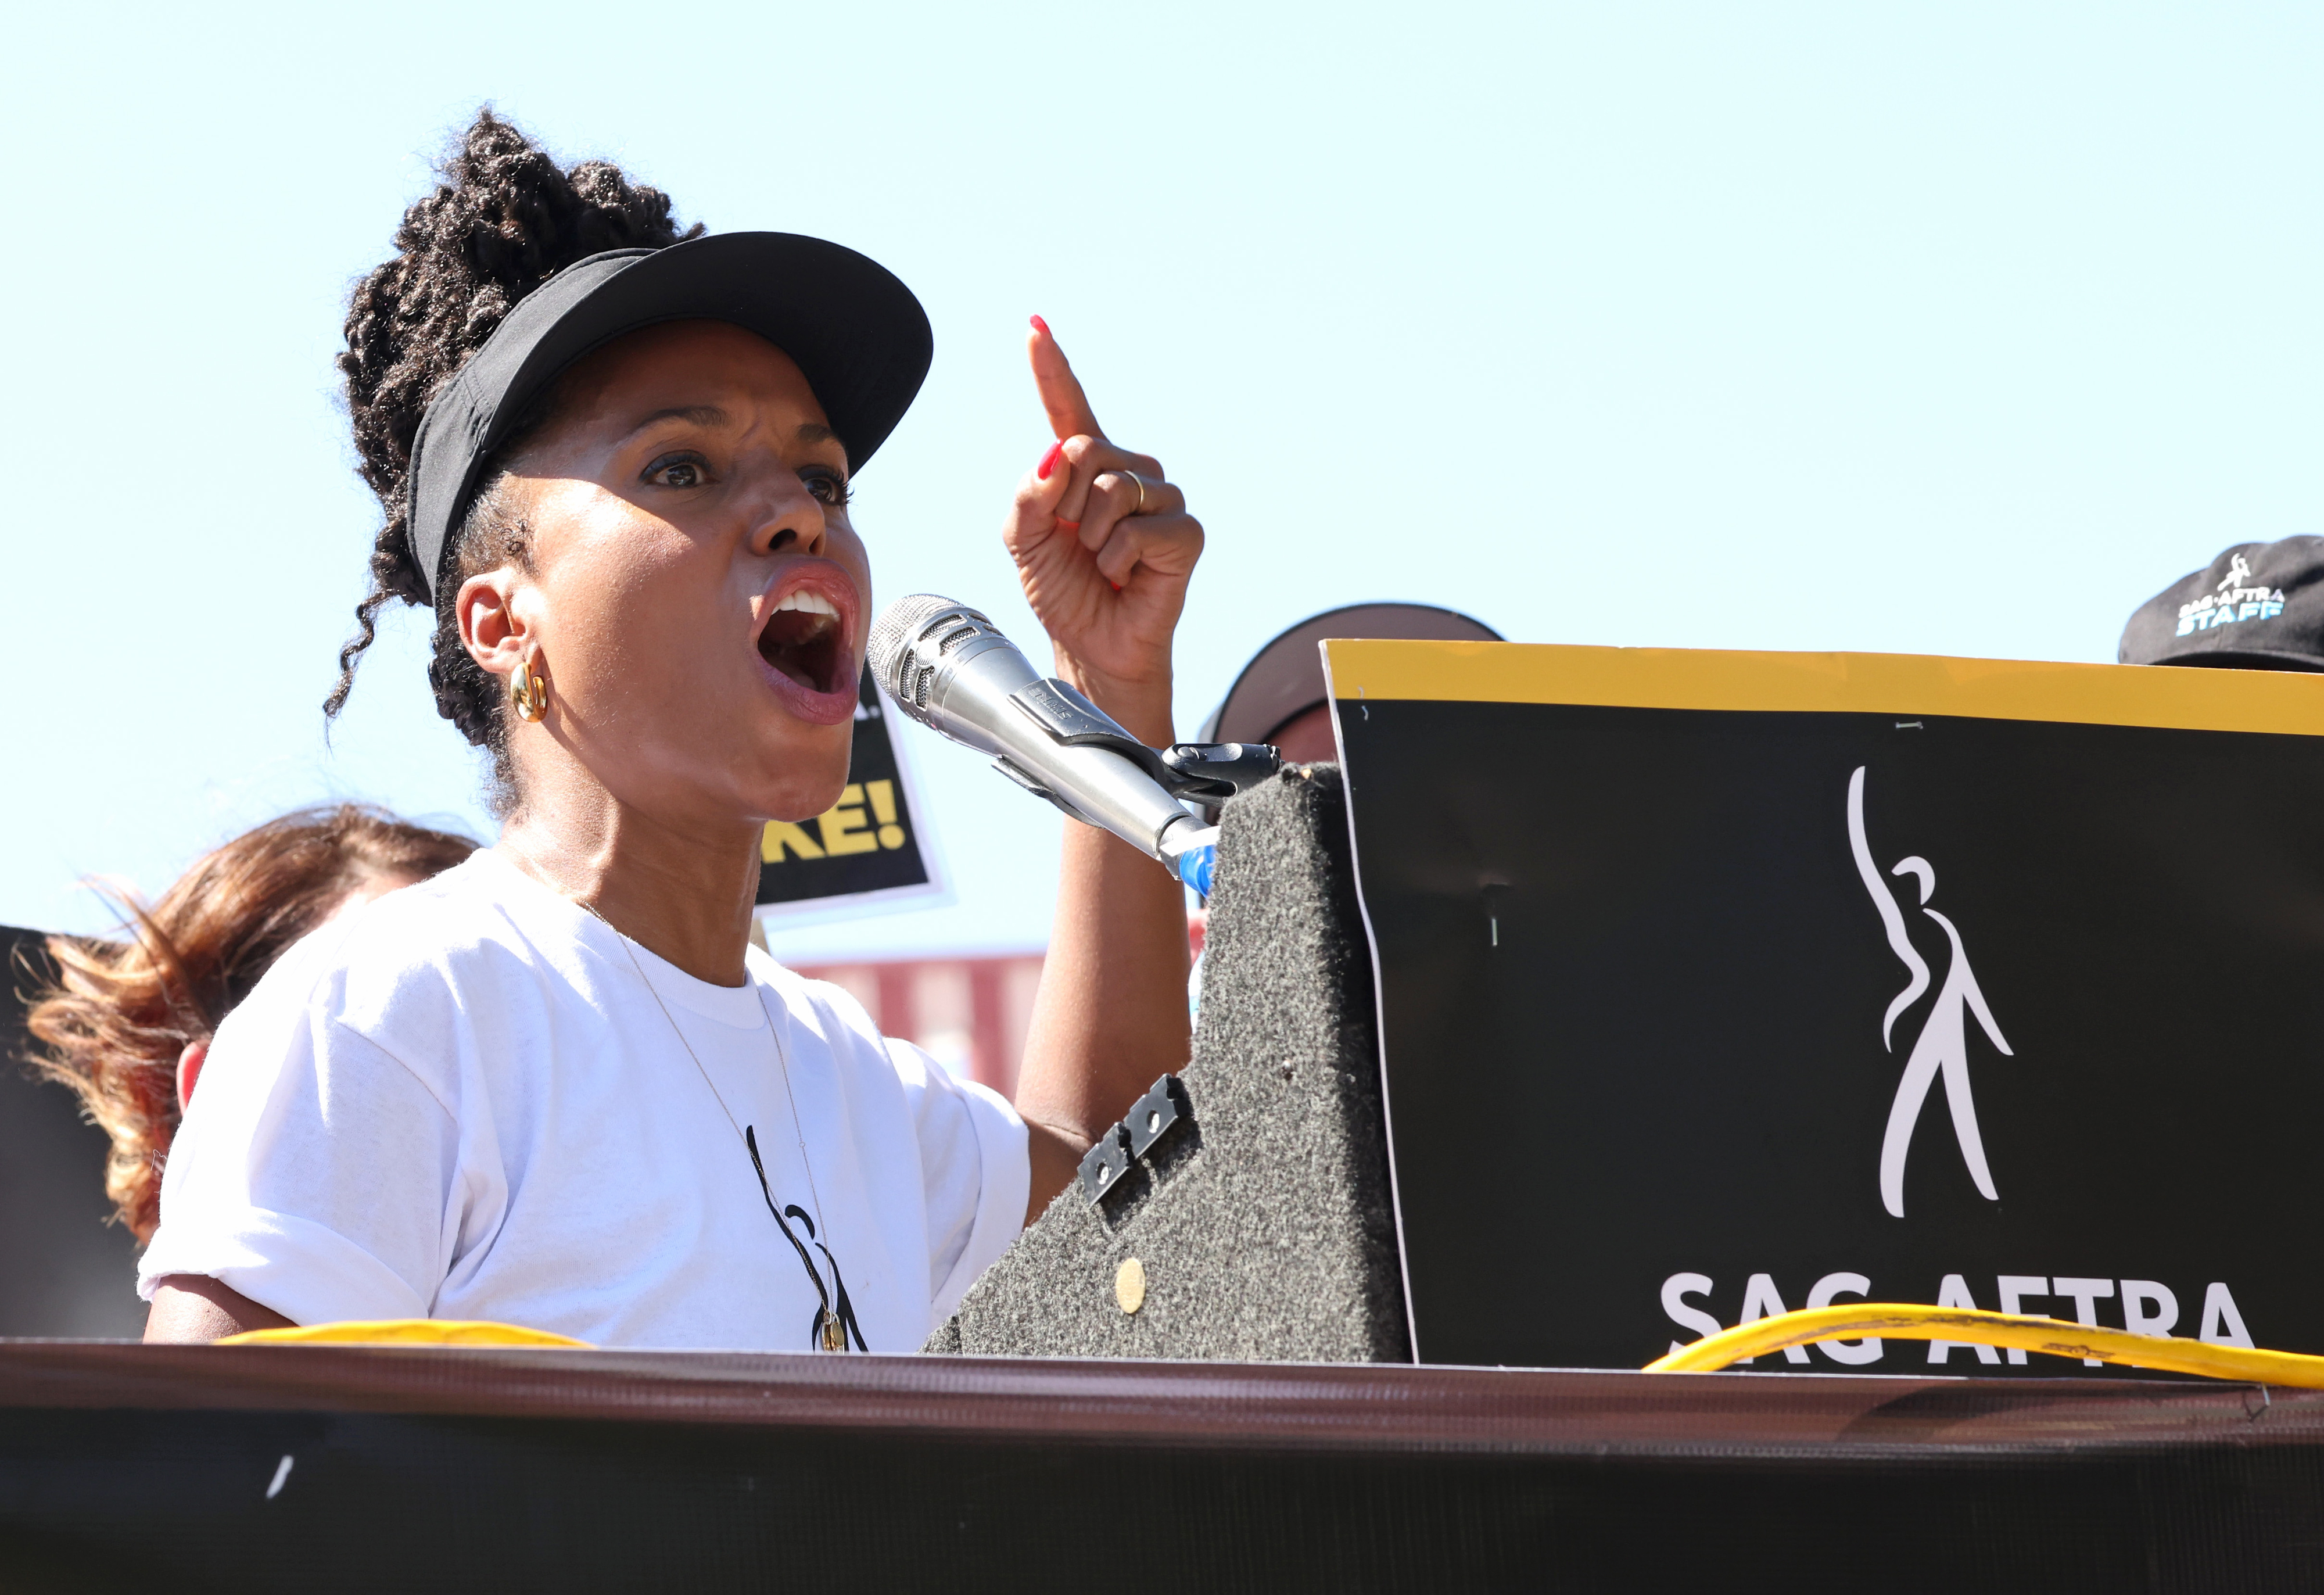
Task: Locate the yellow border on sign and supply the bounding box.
[1320,639,2324,738]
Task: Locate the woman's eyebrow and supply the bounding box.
[623,403,732,438]
[797,422,850,468]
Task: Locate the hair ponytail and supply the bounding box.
[325,108,699,807]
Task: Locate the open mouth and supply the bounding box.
[758,589,851,696]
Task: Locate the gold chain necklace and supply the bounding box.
[576,900,848,1352]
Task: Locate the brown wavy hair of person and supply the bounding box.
[20,806,475,1242]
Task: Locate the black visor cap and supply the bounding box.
[404,231,933,605]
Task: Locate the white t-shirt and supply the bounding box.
[138,848,1030,1351]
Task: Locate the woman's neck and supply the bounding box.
[496,780,762,987]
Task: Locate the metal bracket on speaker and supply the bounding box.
[1077,1125,1133,1206]
[1125,1074,1189,1159]
[1081,1074,1193,1207]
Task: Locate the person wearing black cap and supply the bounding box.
[140,112,1203,1350]
[1183,604,1501,981]
[2119,537,2324,672]
[1202,603,1505,765]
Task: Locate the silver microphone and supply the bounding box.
[868,594,1217,881]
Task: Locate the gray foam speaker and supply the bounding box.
[927,764,1411,1361]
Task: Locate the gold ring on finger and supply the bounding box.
[1122,471,1149,515]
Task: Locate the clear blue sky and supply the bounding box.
[2,3,2316,958]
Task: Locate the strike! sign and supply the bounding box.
[755,666,943,921]
[1326,640,2324,1378]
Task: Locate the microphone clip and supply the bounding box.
[1006,678,1281,803]
[1157,741,1283,803]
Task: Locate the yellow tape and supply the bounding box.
[1321,640,2324,738]
[217,1318,590,1349]
[1646,1303,2324,1386]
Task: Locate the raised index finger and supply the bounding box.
[1028,315,1105,443]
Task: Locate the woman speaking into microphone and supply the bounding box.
[139,113,1201,1350]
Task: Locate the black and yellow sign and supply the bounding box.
[1327,639,2324,1375]
[755,666,940,916]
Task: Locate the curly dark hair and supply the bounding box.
[324,108,701,808]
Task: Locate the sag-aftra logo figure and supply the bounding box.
[2176,550,2286,637]
[1846,766,2012,1219]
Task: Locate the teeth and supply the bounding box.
[774,590,840,618]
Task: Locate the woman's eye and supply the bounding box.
[644,454,708,489]
[804,470,851,507]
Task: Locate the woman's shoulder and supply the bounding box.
[229,849,579,1041]
[327,846,543,962]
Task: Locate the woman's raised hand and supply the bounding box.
[1003,317,1202,746]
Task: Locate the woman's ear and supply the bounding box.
[176,1039,207,1112]
[456,569,530,680]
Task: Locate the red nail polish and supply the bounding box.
[1037,440,1065,481]
[1030,314,1051,336]
[1110,580,1123,593]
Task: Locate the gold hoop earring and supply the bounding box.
[510,656,548,722]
